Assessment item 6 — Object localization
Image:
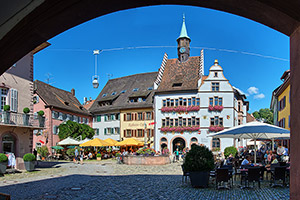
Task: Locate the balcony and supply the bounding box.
[0,111,44,129]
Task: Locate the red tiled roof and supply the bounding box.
[157,56,201,92]
[83,100,95,110]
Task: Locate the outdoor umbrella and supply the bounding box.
[79,139,93,147]
[104,138,118,146]
[67,145,77,149]
[57,137,80,146]
[209,121,290,163]
[88,138,111,147]
[79,138,91,144]
[115,138,144,146]
[51,146,64,150]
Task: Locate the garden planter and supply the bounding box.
[38,116,45,127]
[23,114,30,126]
[189,171,210,188]
[97,157,101,161]
[3,111,10,124]
[24,161,35,172]
[0,162,7,174]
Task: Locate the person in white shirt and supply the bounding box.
[277,144,286,161]
[241,155,251,166]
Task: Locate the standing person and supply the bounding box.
[175,148,179,162]
[33,148,37,160]
[277,144,286,161]
[74,147,79,164]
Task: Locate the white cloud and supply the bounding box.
[254,93,265,99]
[247,87,259,95]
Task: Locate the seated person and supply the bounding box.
[241,155,251,166]
[271,155,278,164]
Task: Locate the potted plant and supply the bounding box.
[0,153,8,174]
[3,105,10,124]
[183,145,215,188]
[37,110,45,127]
[96,153,102,161]
[224,146,238,158]
[23,107,30,126]
[37,146,49,160]
[23,153,36,171]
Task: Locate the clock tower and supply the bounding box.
[177,15,191,62]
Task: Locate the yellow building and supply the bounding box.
[276,70,290,130]
[120,108,154,144]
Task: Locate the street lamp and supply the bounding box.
[92,49,101,89]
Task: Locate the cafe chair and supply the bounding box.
[246,167,261,189]
[216,168,231,190]
[271,166,286,187]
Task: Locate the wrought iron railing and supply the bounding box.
[0,111,44,128]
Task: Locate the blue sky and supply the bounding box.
[34,5,289,112]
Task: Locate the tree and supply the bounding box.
[252,108,273,124]
[58,120,95,140]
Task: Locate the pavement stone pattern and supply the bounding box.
[0,160,289,200]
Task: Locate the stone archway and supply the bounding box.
[0,132,19,156]
[1,1,300,198]
[172,137,186,153]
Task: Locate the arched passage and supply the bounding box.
[1,1,300,198]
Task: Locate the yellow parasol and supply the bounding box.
[115,138,144,146]
[80,138,110,147]
[79,139,93,147]
[104,138,118,146]
[89,138,111,147]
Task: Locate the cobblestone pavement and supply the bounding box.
[0,160,289,200]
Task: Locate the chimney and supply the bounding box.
[89,97,92,101]
[71,88,75,96]
[83,97,87,104]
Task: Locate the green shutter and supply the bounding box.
[97,115,101,122]
[104,128,107,135]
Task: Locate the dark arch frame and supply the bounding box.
[1,1,300,198]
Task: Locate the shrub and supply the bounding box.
[37,146,49,158]
[23,153,36,162]
[96,153,102,158]
[224,146,238,158]
[23,107,30,114]
[183,145,214,172]
[37,110,44,116]
[3,105,10,112]
[0,153,8,162]
[66,148,75,157]
[115,153,121,157]
[136,147,156,156]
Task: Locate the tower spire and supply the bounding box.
[177,14,190,41]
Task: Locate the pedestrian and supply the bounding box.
[33,148,37,160]
[74,147,79,164]
[80,151,84,165]
[175,148,179,161]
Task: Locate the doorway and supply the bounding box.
[2,133,16,154]
[172,137,185,153]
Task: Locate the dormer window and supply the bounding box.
[64,101,69,106]
[133,88,139,92]
[148,87,153,90]
[121,90,126,93]
[212,82,220,91]
[214,72,218,77]
[102,94,107,97]
[172,83,182,87]
[111,92,116,95]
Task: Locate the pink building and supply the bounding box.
[33,80,92,154]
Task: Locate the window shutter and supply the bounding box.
[124,130,126,137]
[53,126,57,134]
[151,112,154,120]
[135,113,137,121]
[104,128,107,135]
[151,129,154,137]
[124,114,126,121]
[131,113,134,121]
[143,112,145,120]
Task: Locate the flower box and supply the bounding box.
[208,105,223,112]
[161,106,200,113]
[209,125,224,132]
[160,126,200,133]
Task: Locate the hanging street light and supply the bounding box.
[92,49,101,88]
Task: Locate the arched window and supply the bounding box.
[191,137,198,143]
[2,133,16,154]
[212,138,220,148]
[161,137,167,142]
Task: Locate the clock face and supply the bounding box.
[179,47,186,53]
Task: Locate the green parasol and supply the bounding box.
[67,145,77,149]
[51,145,64,150]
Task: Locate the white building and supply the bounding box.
[154,17,249,153]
